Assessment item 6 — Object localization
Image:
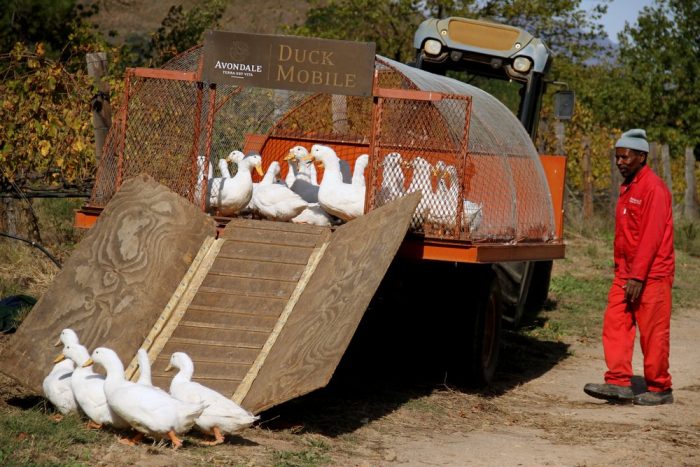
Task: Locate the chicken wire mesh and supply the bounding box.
[90,45,555,243]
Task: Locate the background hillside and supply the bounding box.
[89,0,310,38]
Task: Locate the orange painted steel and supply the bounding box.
[539,154,567,239]
[81,47,563,264]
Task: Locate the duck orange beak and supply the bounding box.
[255,164,264,176]
[284,152,295,161]
[53,354,66,363]
[82,358,94,368]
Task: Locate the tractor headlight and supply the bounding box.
[512,56,532,73]
[424,39,442,56]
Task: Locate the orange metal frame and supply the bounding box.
[76,65,567,265]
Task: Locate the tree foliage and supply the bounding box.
[149,0,226,66]
[615,0,699,149]
[0,42,94,192]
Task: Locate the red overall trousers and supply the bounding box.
[603,166,674,392]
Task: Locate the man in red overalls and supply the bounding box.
[584,128,675,406]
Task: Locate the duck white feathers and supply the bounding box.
[253,161,308,221]
[42,358,79,416]
[208,154,263,217]
[406,156,437,224]
[433,162,483,233]
[287,146,319,203]
[308,144,365,221]
[377,152,406,205]
[89,347,206,449]
[352,154,369,188]
[166,352,259,445]
[59,343,129,429]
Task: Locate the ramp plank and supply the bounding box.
[239,193,420,413]
[0,175,216,393]
[144,224,331,398]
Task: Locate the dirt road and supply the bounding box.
[1,287,698,466]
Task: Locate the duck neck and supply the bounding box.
[174,361,194,383]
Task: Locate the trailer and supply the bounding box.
[1,25,566,413]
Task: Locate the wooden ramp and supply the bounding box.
[129,192,421,413]
[0,174,419,414]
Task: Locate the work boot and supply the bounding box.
[583,383,634,402]
[634,390,673,406]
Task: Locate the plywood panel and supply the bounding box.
[189,292,287,317]
[159,341,260,365]
[180,310,277,332]
[224,218,328,236]
[209,257,305,282]
[224,226,322,248]
[0,175,216,393]
[240,192,420,412]
[217,240,313,265]
[199,275,296,299]
[170,325,269,348]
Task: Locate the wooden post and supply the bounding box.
[610,145,620,216]
[582,136,593,220]
[661,143,673,193]
[684,146,698,220]
[86,52,112,162]
[648,142,659,174]
[554,121,565,155]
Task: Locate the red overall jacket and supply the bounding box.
[614,165,674,281]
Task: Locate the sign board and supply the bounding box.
[202,30,376,96]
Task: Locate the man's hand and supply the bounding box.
[624,279,643,303]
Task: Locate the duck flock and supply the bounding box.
[202,143,483,233]
[43,328,258,449]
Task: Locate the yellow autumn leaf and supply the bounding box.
[72,139,85,152]
[39,140,51,156]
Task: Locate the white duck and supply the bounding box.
[208,153,263,217]
[291,203,336,226]
[54,328,80,348]
[136,349,154,387]
[287,146,319,203]
[166,352,259,445]
[435,162,483,233]
[87,347,206,449]
[252,161,308,221]
[406,156,437,225]
[352,154,370,188]
[58,343,129,430]
[376,152,406,205]
[284,145,309,187]
[307,144,365,221]
[42,358,79,418]
[218,158,232,178]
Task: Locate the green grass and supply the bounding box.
[272,438,331,467]
[0,409,107,466]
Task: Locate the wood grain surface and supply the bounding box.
[240,192,420,413]
[0,175,216,393]
[147,220,330,400]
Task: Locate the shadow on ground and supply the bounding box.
[261,260,570,437]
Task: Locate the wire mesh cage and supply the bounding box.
[90,46,555,244]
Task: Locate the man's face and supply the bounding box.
[615,148,646,180]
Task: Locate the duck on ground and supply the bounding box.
[42,358,79,419]
[166,352,259,446]
[57,343,129,430]
[86,347,206,449]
